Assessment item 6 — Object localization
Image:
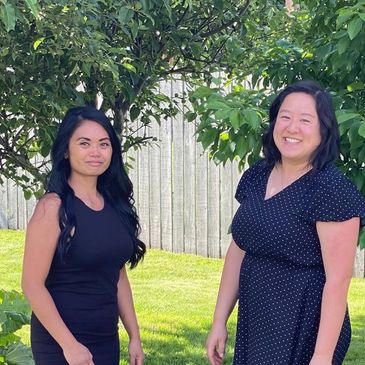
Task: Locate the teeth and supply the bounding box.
[285,137,300,143]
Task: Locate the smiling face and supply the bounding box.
[67,120,113,179]
[273,92,321,166]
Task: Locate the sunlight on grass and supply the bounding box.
[1,229,364,365]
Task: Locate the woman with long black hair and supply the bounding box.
[22,106,145,365]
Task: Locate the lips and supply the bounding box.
[86,161,103,166]
[284,137,301,143]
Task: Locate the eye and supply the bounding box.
[79,141,89,146]
[280,115,290,120]
[301,119,311,124]
[100,142,111,148]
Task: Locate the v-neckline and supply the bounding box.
[263,165,312,202]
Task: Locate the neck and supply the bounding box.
[278,159,311,176]
[68,174,99,199]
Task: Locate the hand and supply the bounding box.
[309,353,332,365]
[63,341,94,365]
[129,337,144,365]
[206,323,227,365]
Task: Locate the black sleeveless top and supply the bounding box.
[31,195,134,364]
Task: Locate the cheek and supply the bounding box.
[272,123,282,143]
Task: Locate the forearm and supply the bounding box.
[313,279,351,358]
[117,270,141,340]
[23,284,77,350]
[213,241,245,326]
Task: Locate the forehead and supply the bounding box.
[71,119,109,139]
[279,92,317,113]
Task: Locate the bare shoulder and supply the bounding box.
[31,193,62,222]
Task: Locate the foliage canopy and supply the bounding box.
[0,0,277,197]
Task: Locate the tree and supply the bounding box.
[188,0,365,247]
[0,0,282,197]
[190,0,365,189]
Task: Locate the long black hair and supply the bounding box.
[262,80,340,171]
[46,105,146,268]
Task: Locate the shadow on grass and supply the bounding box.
[119,320,237,365]
[119,313,365,365]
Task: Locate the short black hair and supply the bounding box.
[262,80,340,171]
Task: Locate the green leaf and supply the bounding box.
[130,21,139,39]
[359,13,365,22]
[336,13,353,29]
[199,128,218,150]
[25,0,40,19]
[185,111,196,122]
[348,17,363,40]
[1,3,16,32]
[347,82,365,92]
[0,47,9,56]
[244,109,260,131]
[192,86,214,99]
[4,342,34,365]
[358,123,365,138]
[336,111,359,124]
[235,137,249,159]
[358,145,365,163]
[206,99,231,110]
[215,108,231,119]
[229,109,244,130]
[337,36,349,55]
[130,105,140,121]
[122,63,137,73]
[117,7,134,24]
[359,228,365,249]
[220,131,229,141]
[33,37,45,50]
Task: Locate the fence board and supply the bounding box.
[160,80,173,252]
[149,125,161,249]
[183,94,196,255]
[207,159,220,258]
[137,120,150,247]
[0,181,8,228]
[7,180,17,229]
[172,79,184,253]
[195,142,208,257]
[220,163,233,257]
[1,77,364,278]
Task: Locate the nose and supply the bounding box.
[287,118,300,133]
[89,144,101,156]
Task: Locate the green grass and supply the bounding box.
[1,229,364,365]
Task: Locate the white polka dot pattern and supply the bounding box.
[231,160,365,365]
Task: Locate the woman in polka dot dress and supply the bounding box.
[206,80,365,365]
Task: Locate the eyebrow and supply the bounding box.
[76,137,111,141]
[279,109,315,118]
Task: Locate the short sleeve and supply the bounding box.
[235,160,265,204]
[301,167,365,226]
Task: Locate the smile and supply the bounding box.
[284,137,301,143]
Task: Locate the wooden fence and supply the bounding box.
[0,79,364,277]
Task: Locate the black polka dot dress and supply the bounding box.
[231,160,365,365]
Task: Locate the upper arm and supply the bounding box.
[316,218,359,282]
[22,193,62,290]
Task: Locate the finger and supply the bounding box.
[207,347,218,365]
[217,338,226,360]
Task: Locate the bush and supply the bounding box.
[0,290,34,365]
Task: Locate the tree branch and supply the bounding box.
[200,0,250,38]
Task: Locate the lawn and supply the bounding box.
[1,229,364,365]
